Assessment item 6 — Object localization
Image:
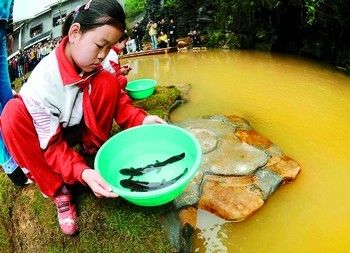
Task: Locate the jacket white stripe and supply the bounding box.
[20,50,83,149]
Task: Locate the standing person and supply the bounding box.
[1,0,166,236]
[168,18,177,47]
[0,0,28,185]
[28,47,36,71]
[17,50,24,77]
[147,20,158,49]
[189,30,201,48]
[158,18,167,34]
[23,50,29,75]
[132,22,144,52]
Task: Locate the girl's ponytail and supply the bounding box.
[61,11,75,37]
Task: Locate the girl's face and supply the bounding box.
[116,39,126,51]
[68,24,122,73]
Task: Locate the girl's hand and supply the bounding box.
[121,65,132,75]
[82,168,118,198]
[142,115,167,125]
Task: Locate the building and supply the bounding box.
[10,0,125,58]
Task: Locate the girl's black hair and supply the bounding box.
[118,31,129,42]
[62,0,126,37]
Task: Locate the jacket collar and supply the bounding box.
[112,45,122,54]
[55,36,102,86]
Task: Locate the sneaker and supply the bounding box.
[53,186,78,235]
[21,167,34,184]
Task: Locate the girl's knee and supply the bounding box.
[1,99,24,132]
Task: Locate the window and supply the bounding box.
[53,13,67,27]
[30,24,43,38]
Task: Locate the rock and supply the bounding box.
[161,209,182,252]
[177,117,269,176]
[235,129,272,150]
[177,40,189,48]
[178,206,197,228]
[166,83,191,101]
[266,155,301,182]
[224,115,252,130]
[188,128,218,154]
[173,115,300,224]
[254,167,282,200]
[174,177,202,209]
[198,174,264,221]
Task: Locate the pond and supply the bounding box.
[127,49,350,252]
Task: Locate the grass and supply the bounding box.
[0,83,182,252]
[133,86,182,120]
[11,72,31,92]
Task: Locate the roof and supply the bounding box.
[14,0,69,24]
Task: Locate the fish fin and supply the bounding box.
[120,167,135,175]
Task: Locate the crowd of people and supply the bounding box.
[119,17,179,53]
[8,37,61,83]
[146,18,178,49]
[8,17,204,86]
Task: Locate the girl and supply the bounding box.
[102,33,131,90]
[0,0,165,235]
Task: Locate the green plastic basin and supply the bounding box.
[94,124,202,206]
[126,79,157,99]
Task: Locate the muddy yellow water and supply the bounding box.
[127,50,350,252]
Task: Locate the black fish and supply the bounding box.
[120,152,185,176]
[120,168,188,192]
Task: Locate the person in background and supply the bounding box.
[158,18,167,34]
[168,18,177,47]
[17,50,24,77]
[102,32,132,90]
[22,49,28,75]
[131,22,144,52]
[1,0,166,236]
[189,30,201,48]
[9,56,17,82]
[0,0,28,185]
[28,46,36,71]
[147,20,158,49]
[125,36,137,54]
[157,30,168,48]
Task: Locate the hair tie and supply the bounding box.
[84,0,92,10]
[72,1,92,23]
[72,5,81,21]
[75,5,81,13]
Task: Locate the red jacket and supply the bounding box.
[17,37,146,184]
